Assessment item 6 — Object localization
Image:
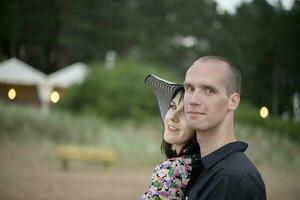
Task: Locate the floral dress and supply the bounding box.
[141,156,192,200]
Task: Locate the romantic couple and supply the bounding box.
[141,56,266,200]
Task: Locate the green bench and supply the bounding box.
[58,145,116,170]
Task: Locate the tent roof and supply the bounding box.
[47,62,88,88]
[0,58,46,85]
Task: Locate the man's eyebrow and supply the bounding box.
[202,84,217,90]
[183,82,192,87]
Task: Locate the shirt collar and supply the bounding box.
[193,141,248,170]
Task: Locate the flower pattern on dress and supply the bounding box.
[141,156,192,200]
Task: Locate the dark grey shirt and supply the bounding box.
[184,141,266,200]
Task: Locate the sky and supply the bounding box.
[214,0,295,14]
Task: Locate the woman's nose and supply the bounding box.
[170,111,180,122]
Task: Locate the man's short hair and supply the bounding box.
[195,56,241,95]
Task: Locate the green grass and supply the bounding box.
[1,102,300,169]
[0,103,164,165]
[236,123,300,170]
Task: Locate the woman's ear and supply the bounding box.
[228,93,240,111]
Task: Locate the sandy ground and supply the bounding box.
[1,163,300,200]
[0,143,300,200]
[0,166,152,200]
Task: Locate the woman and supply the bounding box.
[141,74,199,200]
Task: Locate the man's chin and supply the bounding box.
[187,121,209,131]
[187,121,200,130]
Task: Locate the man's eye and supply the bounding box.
[206,88,214,95]
[185,86,193,93]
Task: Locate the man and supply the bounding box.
[183,56,266,200]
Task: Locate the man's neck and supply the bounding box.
[196,122,236,157]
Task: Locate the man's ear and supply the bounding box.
[228,93,240,111]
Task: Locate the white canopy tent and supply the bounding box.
[0,58,47,109]
[0,58,88,113]
[43,62,88,113]
[47,62,88,88]
[0,57,46,85]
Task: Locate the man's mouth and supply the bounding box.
[186,111,205,115]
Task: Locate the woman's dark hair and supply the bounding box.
[161,87,200,158]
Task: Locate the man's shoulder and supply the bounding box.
[216,151,265,189]
[224,151,260,174]
[185,150,267,200]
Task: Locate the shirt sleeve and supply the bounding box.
[141,156,192,200]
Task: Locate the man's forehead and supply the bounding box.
[191,59,227,72]
[188,60,226,75]
[185,60,227,86]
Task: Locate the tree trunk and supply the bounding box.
[271,65,280,116]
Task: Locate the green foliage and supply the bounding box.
[60,59,180,120]
[210,0,300,116]
[1,0,299,118]
[0,0,59,72]
[236,102,300,142]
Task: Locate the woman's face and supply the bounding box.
[163,91,194,153]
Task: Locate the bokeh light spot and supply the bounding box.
[8,88,16,100]
[260,106,269,118]
[50,91,60,103]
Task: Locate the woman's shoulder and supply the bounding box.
[165,155,192,165]
[154,155,192,175]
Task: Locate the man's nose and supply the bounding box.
[188,91,202,106]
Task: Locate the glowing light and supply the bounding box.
[260,106,269,118]
[50,91,60,103]
[8,88,16,100]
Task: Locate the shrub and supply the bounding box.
[235,102,300,142]
[59,58,180,120]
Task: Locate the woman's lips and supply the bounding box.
[168,124,178,132]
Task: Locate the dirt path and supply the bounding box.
[0,165,153,200]
[259,164,300,200]
[0,142,299,200]
[0,164,300,200]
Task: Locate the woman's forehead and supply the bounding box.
[172,92,184,106]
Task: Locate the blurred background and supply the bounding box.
[0,0,299,199]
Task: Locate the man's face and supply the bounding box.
[183,60,231,132]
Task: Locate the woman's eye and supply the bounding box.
[169,104,176,110]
